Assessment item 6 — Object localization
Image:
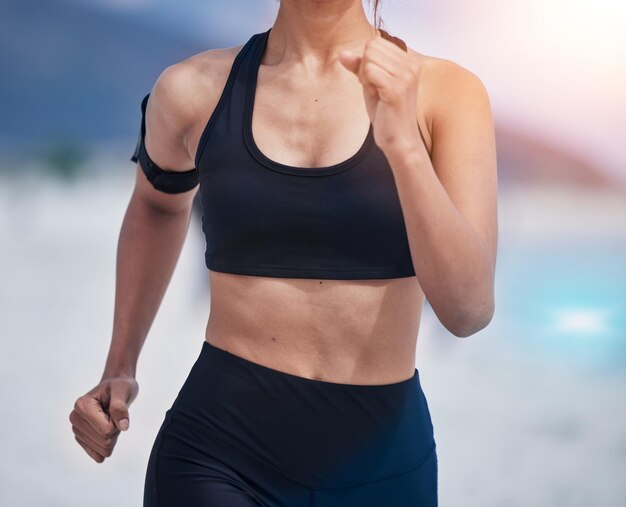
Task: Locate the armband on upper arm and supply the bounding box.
[130,93,199,194]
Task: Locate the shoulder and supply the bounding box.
[140,44,245,168]
[148,44,244,132]
[407,48,493,133]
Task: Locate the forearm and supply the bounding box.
[101,196,193,380]
[385,144,495,337]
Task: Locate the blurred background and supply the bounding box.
[1,0,625,505]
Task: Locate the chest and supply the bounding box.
[250,68,374,170]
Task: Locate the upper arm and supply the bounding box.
[131,61,201,213]
[427,60,498,269]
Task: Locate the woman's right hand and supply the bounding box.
[69,376,139,463]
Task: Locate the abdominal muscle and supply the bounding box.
[204,270,425,386]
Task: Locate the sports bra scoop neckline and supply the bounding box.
[242,27,375,177]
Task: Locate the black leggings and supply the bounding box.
[143,340,438,506]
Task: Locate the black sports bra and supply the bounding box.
[131,27,417,280]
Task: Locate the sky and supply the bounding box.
[386,0,626,179]
[68,0,625,179]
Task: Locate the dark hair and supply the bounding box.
[369,0,384,30]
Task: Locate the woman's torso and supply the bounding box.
[184,31,434,385]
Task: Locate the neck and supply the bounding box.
[269,0,378,68]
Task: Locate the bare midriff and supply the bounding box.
[204,270,425,386]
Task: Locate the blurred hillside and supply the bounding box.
[0,0,210,148]
[495,123,618,189]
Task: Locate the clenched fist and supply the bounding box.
[69,376,139,463]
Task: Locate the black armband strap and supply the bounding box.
[130,93,199,194]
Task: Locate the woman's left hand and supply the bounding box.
[338,33,423,159]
